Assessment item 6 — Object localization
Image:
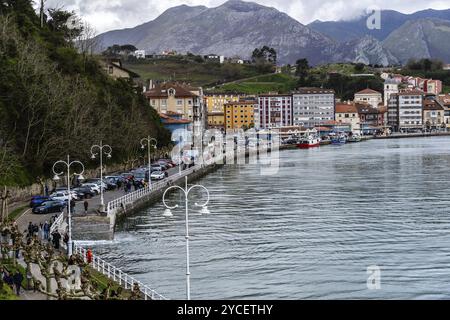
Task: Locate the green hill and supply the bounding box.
[123,55,267,87]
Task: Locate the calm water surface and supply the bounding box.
[80,136,450,299]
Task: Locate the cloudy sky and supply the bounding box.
[40,0,450,34]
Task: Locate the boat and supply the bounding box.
[347,134,362,143]
[331,134,347,145]
[297,135,321,149]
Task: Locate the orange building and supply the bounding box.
[224,100,257,130]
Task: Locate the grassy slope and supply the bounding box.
[212,73,298,94]
[123,58,264,87]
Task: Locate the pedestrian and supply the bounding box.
[52,230,61,250]
[84,200,89,214]
[45,185,49,196]
[63,233,69,252]
[43,221,50,240]
[33,224,38,236]
[70,199,76,214]
[13,270,23,296]
[27,222,33,236]
[26,268,32,290]
[86,248,93,264]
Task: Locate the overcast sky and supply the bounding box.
[40,0,450,34]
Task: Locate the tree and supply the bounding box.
[295,58,310,86]
[354,63,365,72]
[252,46,277,65]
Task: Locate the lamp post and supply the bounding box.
[90,141,112,212]
[140,136,157,188]
[162,176,210,300]
[52,155,85,257]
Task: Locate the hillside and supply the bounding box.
[123,56,269,87]
[0,1,170,186]
[383,18,450,64]
[211,73,298,94]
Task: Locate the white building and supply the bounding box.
[257,94,293,129]
[354,88,382,109]
[134,50,146,59]
[384,79,399,107]
[387,90,424,132]
[292,88,335,128]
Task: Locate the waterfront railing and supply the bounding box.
[73,244,167,300]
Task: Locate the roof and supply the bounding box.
[224,100,257,106]
[294,87,335,95]
[145,82,198,98]
[164,118,192,124]
[423,99,444,110]
[355,88,381,95]
[100,59,140,79]
[335,103,358,113]
[314,126,333,131]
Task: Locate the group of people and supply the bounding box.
[123,177,145,194]
[1,267,24,296]
[26,221,68,251]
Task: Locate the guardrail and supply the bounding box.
[50,211,65,234]
[74,244,167,300]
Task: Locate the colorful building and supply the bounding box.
[224,99,257,130]
[257,94,293,129]
[423,98,445,130]
[335,103,360,133]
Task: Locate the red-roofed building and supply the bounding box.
[354,88,383,109]
[335,103,360,133]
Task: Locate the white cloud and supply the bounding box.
[42,0,450,34]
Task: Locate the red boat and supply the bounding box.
[297,135,321,149]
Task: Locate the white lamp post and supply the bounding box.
[162,176,210,300]
[52,155,85,257]
[140,136,157,188]
[90,141,112,212]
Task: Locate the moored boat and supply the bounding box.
[331,134,347,145]
[297,135,321,149]
[347,134,362,143]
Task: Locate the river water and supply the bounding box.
[82,136,450,299]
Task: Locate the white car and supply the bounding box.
[81,183,101,194]
[50,192,71,202]
[150,171,165,180]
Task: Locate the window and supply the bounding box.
[177,100,183,106]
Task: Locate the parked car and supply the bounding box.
[32,200,67,214]
[81,183,101,195]
[156,160,171,169]
[48,192,71,202]
[151,164,164,172]
[53,187,79,200]
[72,186,95,199]
[84,179,108,191]
[150,171,165,181]
[30,196,53,208]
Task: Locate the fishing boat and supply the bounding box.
[297,135,321,149]
[347,134,362,143]
[331,134,347,145]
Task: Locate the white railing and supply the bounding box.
[50,211,65,234]
[73,244,167,300]
[106,164,203,216]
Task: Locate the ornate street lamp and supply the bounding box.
[90,141,112,212]
[52,155,85,256]
[140,136,157,188]
[162,176,210,300]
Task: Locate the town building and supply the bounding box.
[134,50,146,59]
[208,111,225,129]
[335,103,360,133]
[355,103,386,135]
[438,94,450,129]
[423,99,445,130]
[257,94,293,129]
[354,88,383,109]
[203,54,225,64]
[159,112,192,133]
[423,79,443,95]
[144,82,206,133]
[100,59,139,80]
[292,88,335,128]
[224,99,257,130]
[387,90,424,132]
[384,79,399,107]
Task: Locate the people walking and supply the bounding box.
[86,248,93,264]
[43,221,50,240]
[52,230,61,250]
[13,270,23,296]
[70,199,76,214]
[84,200,89,214]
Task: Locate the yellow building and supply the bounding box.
[205,94,241,113]
[335,103,361,133]
[100,59,139,80]
[208,111,225,128]
[144,82,203,123]
[224,100,257,130]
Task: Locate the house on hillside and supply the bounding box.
[99,59,140,80]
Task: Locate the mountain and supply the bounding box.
[383,18,450,64]
[97,0,338,65]
[334,36,399,66]
[309,9,450,42]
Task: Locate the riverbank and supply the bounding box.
[374,132,450,139]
